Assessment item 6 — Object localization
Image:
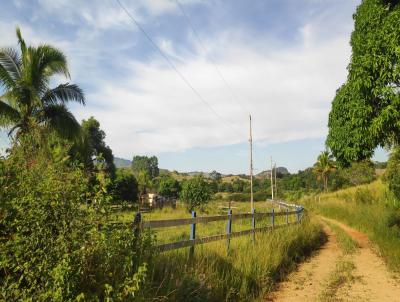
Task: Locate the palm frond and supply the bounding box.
[41,104,81,139]
[16,27,27,56]
[37,45,70,79]
[0,48,21,86]
[0,98,20,127]
[42,83,85,105]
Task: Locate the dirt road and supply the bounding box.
[266,217,400,302]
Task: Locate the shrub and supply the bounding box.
[180,175,211,212]
[0,133,152,301]
[341,160,376,186]
[112,168,138,203]
[156,175,180,199]
[384,148,400,200]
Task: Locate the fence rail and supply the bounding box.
[133,201,304,253]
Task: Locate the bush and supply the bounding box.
[0,134,152,301]
[112,168,138,203]
[180,175,211,212]
[156,175,180,199]
[341,160,376,186]
[384,148,400,200]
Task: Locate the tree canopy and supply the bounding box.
[131,155,159,179]
[180,175,211,212]
[313,151,336,192]
[0,27,84,140]
[72,117,115,176]
[327,0,400,165]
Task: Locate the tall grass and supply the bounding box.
[302,180,400,271]
[140,216,325,301]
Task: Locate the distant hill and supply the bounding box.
[114,157,131,168]
[256,167,289,178]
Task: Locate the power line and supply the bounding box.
[115,0,246,138]
[174,0,251,115]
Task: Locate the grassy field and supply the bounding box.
[110,200,296,245]
[301,180,400,271]
[142,215,325,301]
[108,200,325,300]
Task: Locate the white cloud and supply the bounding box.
[71,18,353,159]
[1,1,357,161]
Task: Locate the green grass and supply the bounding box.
[141,215,325,301]
[302,180,400,271]
[110,200,292,245]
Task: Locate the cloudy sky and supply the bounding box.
[0,0,387,173]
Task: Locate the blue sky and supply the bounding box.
[0,0,388,173]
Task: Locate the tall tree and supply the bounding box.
[131,155,159,179]
[210,170,222,183]
[313,151,336,192]
[75,117,115,176]
[327,0,400,165]
[0,27,84,139]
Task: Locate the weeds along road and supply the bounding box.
[266,216,400,302]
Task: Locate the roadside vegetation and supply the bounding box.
[302,180,400,271]
[146,216,325,301]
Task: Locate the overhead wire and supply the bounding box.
[174,0,251,115]
[115,0,246,138]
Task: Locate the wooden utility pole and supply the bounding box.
[274,162,277,198]
[249,115,254,212]
[270,156,274,200]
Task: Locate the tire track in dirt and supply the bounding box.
[265,223,341,301]
[266,217,400,302]
[321,217,400,302]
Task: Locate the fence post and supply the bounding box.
[133,212,142,238]
[271,208,275,228]
[252,208,256,242]
[189,211,196,259]
[286,208,289,225]
[227,209,232,254]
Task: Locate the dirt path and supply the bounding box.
[321,217,400,302]
[266,217,400,302]
[266,224,341,301]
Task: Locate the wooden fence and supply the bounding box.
[133,201,304,253]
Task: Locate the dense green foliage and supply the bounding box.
[180,175,211,212]
[313,150,336,192]
[0,28,84,139]
[131,155,159,179]
[112,168,138,203]
[383,148,400,200]
[327,0,400,165]
[155,175,180,199]
[0,133,152,301]
[76,117,116,177]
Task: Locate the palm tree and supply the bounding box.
[313,150,336,192]
[0,27,84,139]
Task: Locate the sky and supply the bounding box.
[0,0,388,173]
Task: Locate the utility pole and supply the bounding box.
[270,156,274,200]
[274,162,277,198]
[249,115,254,212]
